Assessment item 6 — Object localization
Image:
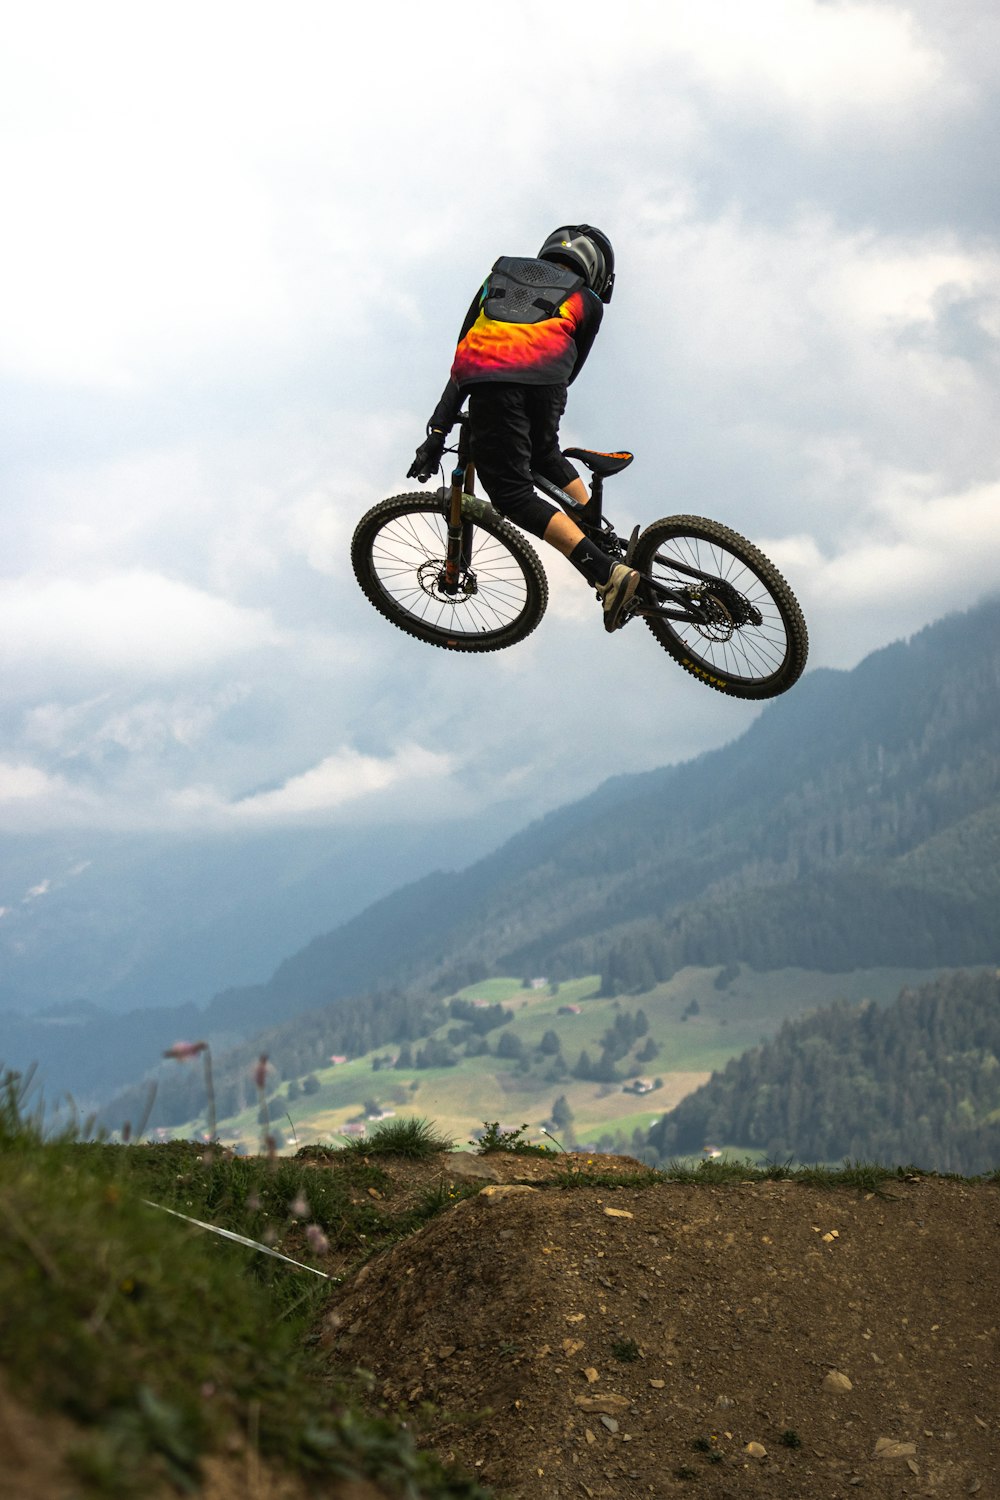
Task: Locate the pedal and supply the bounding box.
[624,525,641,563]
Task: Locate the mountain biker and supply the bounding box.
[406,225,640,632]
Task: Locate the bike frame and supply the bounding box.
[443,413,746,629]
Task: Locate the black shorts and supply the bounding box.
[467,382,579,538]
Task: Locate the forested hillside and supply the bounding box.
[202,599,1000,1026]
[646,969,1000,1174]
[598,808,1000,991]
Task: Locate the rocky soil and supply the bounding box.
[323,1153,1000,1499]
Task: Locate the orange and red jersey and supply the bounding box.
[426,256,604,436]
[451,282,601,388]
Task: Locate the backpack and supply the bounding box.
[483,256,585,325]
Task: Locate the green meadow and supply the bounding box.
[171,963,942,1154]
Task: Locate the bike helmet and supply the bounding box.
[538,225,615,303]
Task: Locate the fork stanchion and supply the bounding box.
[444,423,474,592]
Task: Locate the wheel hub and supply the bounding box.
[687,582,762,638]
[682,586,735,642]
[417,560,478,602]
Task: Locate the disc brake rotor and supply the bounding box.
[684,587,735,642]
[417,560,478,602]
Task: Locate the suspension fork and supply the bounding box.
[444,420,476,594]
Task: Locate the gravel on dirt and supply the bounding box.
[324,1154,1000,1499]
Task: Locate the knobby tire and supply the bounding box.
[632,514,808,698]
[351,493,548,652]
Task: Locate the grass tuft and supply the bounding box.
[338,1115,454,1158]
[794,1159,899,1192]
[473,1121,550,1156]
[663,1155,754,1185]
[661,1154,907,1191]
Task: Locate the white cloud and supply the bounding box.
[0,142,283,387]
[630,207,999,384]
[657,0,951,118]
[0,571,283,685]
[0,762,61,803]
[762,476,1000,667]
[620,205,1000,549]
[0,759,104,830]
[171,744,457,826]
[27,450,216,573]
[0,2,960,390]
[0,736,461,834]
[83,692,247,757]
[833,477,1000,603]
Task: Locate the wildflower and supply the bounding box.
[289,1192,310,1219]
[305,1224,330,1256]
[164,1040,208,1061]
[254,1054,270,1091]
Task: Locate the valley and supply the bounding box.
[165,962,945,1155]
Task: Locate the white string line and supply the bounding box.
[142,1200,339,1280]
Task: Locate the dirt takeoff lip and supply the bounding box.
[320,1153,1000,1499]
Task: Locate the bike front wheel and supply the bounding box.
[351,493,548,652]
[632,515,808,698]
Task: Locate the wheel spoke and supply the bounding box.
[648,537,790,682]
[635,517,807,697]
[360,504,536,642]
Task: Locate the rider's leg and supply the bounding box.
[541,508,584,554]
[526,386,638,626]
[470,384,611,576]
[468,384,637,623]
[492,461,633,615]
[543,501,638,628]
[542,508,611,584]
[468,384,569,538]
[562,475,590,508]
[524,388,612,578]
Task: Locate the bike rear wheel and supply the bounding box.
[632,515,808,698]
[351,493,548,652]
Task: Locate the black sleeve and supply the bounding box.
[568,292,604,383]
[455,283,485,345]
[427,379,462,435]
[424,283,485,434]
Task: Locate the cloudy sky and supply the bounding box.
[2,0,999,847]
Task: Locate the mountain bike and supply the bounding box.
[351,413,808,699]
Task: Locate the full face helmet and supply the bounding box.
[538,225,615,303]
